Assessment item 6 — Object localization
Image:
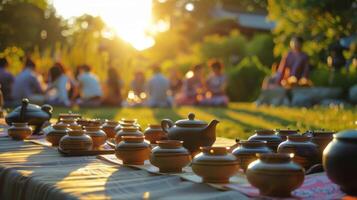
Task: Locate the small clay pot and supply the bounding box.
[115,126,143,143]
[46,123,70,146]
[59,129,93,151]
[275,129,299,140]
[60,118,82,130]
[115,119,141,132]
[246,153,305,197]
[309,130,335,162]
[232,140,272,171]
[144,124,167,144]
[102,120,119,138]
[84,125,107,148]
[57,113,81,122]
[278,135,319,169]
[323,130,357,195]
[76,118,91,127]
[8,122,32,140]
[115,135,150,165]
[150,140,191,173]
[192,147,239,183]
[248,130,283,152]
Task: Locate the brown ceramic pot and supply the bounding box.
[275,129,299,140]
[114,119,140,132]
[150,140,191,173]
[232,140,272,171]
[115,126,143,143]
[46,123,70,146]
[8,122,32,140]
[76,118,91,127]
[59,129,93,151]
[102,120,119,138]
[84,125,107,148]
[278,135,319,169]
[115,135,150,165]
[323,130,357,195]
[192,147,239,183]
[57,113,81,122]
[60,118,82,130]
[144,124,167,144]
[246,153,305,197]
[248,130,283,152]
[308,130,335,162]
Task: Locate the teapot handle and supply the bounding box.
[161,119,174,133]
[20,98,29,121]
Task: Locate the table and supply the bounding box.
[0,137,248,200]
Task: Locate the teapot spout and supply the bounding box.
[204,119,219,138]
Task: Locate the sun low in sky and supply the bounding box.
[51,0,155,50]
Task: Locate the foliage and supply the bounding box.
[227,56,269,101]
[247,34,275,67]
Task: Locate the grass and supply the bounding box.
[53,103,357,140]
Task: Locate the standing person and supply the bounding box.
[103,67,123,106]
[277,36,310,87]
[0,57,14,106]
[168,68,183,98]
[201,60,229,106]
[77,64,103,107]
[12,58,45,104]
[175,64,206,106]
[146,65,171,107]
[45,63,71,106]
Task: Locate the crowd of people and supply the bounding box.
[0,58,229,108]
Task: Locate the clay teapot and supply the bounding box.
[161,113,219,154]
[323,130,357,195]
[5,99,52,134]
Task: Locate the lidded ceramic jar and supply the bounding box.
[84,125,107,148]
[150,140,191,173]
[275,129,299,140]
[8,122,32,140]
[307,130,335,162]
[114,119,140,132]
[248,130,283,152]
[102,120,119,138]
[115,126,143,144]
[59,129,93,151]
[144,124,167,144]
[323,130,357,195]
[60,118,82,130]
[232,140,272,171]
[192,147,239,183]
[46,123,70,146]
[246,153,305,197]
[58,112,81,122]
[76,118,91,127]
[278,135,319,169]
[115,135,150,165]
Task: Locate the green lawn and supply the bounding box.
[53,103,357,140]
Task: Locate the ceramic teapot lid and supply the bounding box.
[334,130,357,141]
[175,113,207,127]
[11,99,52,113]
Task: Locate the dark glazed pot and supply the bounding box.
[278,135,319,169]
[144,124,167,144]
[5,99,52,134]
[192,147,239,183]
[150,140,191,173]
[161,113,219,155]
[275,129,299,141]
[307,130,335,162]
[8,122,32,140]
[248,130,283,152]
[84,125,107,148]
[246,153,305,197]
[323,130,357,196]
[115,135,150,165]
[59,129,93,151]
[232,140,272,171]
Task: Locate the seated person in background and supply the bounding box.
[175,64,206,106]
[131,70,146,96]
[146,65,171,107]
[0,57,14,106]
[276,36,311,87]
[200,60,229,106]
[261,63,281,90]
[76,64,103,107]
[12,58,45,104]
[168,68,183,97]
[103,67,123,106]
[45,63,71,106]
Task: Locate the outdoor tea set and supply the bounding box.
[4,99,357,197]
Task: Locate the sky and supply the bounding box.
[51,0,155,50]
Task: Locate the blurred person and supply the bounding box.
[131,70,146,96]
[276,36,310,87]
[168,68,183,97]
[0,57,14,106]
[175,64,206,106]
[45,63,71,106]
[200,60,229,106]
[12,58,45,104]
[103,67,123,106]
[77,64,103,107]
[146,65,171,107]
[261,63,280,90]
